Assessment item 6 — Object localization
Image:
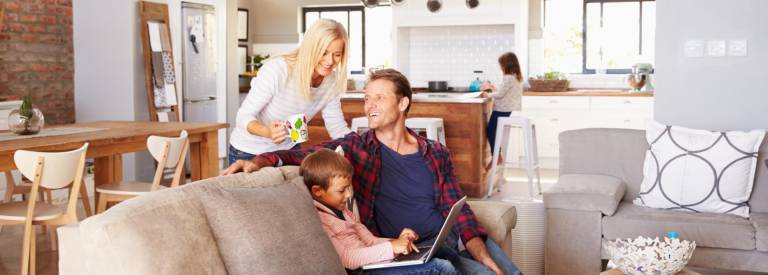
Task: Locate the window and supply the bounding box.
[303,6,392,73]
[543,0,655,74]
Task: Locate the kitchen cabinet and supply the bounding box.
[508,93,654,169]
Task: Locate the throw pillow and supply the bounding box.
[201,178,345,275]
[634,121,766,218]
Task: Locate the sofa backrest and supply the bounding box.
[559,128,768,210]
[78,167,298,275]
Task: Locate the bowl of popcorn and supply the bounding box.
[604,235,696,275]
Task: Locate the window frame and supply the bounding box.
[301,6,366,69]
[581,0,654,74]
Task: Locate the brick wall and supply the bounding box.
[0,0,74,125]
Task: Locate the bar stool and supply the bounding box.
[404,117,447,146]
[350,117,369,133]
[486,115,541,198]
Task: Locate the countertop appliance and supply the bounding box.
[627,63,654,92]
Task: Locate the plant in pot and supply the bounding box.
[8,95,45,135]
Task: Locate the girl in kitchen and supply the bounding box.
[228,19,352,165]
[481,52,524,170]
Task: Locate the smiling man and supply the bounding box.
[223,69,521,275]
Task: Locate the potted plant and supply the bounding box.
[8,95,45,135]
[528,71,569,92]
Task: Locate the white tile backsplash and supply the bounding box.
[407,25,515,88]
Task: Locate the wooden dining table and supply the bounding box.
[0,121,229,188]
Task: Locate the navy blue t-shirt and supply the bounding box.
[374,142,445,241]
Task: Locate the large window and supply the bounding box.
[544,0,655,74]
[302,6,392,73]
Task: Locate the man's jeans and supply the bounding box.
[428,231,523,275]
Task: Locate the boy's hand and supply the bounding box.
[389,238,414,256]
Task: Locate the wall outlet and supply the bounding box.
[706,40,726,57]
[684,40,704,57]
[728,40,748,56]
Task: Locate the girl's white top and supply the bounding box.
[490,74,523,112]
[230,57,351,154]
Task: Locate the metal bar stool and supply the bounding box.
[486,115,541,198]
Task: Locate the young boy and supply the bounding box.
[300,149,459,274]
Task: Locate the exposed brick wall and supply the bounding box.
[0,0,74,125]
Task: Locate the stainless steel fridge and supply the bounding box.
[181,2,218,123]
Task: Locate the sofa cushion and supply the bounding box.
[635,121,765,218]
[467,200,517,244]
[79,182,228,275]
[603,203,755,251]
[544,174,626,216]
[201,177,345,275]
[752,213,768,252]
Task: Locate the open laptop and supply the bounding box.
[362,196,467,270]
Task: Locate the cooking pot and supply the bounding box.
[428,81,448,92]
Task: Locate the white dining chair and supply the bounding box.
[95,131,189,213]
[0,143,88,275]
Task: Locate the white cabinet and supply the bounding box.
[392,0,526,27]
[513,95,654,168]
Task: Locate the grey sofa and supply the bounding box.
[58,166,518,275]
[543,128,768,275]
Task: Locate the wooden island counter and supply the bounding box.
[305,92,492,198]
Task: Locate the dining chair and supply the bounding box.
[0,143,88,275]
[95,131,189,213]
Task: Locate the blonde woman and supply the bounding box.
[229,19,352,164]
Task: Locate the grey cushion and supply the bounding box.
[544,174,626,216]
[603,203,755,251]
[751,212,768,252]
[467,200,517,244]
[200,177,345,275]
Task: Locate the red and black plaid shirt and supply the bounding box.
[259,129,487,244]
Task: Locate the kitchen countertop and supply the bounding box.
[342,91,491,103]
[524,89,654,97]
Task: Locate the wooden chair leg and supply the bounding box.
[48,225,58,251]
[96,193,108,214]
[21,223,33,275]
[79,180,93,217]
[30,226,37,275]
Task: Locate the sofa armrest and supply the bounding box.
[58,223,87,275]
[543,174,626,216]
[467,200,516,244]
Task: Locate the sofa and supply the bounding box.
[58,166,518,275]
[543,128,768,275]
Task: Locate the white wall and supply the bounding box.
[74,0,233,181]
[654,0,768,131]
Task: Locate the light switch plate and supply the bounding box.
[706,40,726,57]
[728,40,748,56]
[684,40,704,57]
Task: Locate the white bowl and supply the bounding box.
[604,236,696,275]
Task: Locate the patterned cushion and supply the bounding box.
[634,121,765,217]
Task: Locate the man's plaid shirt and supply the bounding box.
[259,129,487,244]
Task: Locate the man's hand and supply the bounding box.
[220,157,272,175]
[398,228,419,242]
[466,237,502,275]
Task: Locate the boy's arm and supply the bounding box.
[323,224,394,269]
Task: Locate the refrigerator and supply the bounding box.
[181,2,218,124]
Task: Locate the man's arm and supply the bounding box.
[222,132,356,175]
[465,237,502,275]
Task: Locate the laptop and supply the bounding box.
[362,196,467,270]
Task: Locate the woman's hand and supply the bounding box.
[270,120,288,144]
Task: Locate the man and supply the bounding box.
[224,69,521,275]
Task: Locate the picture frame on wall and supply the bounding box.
[237,8,248,42]
[237,45,247,74]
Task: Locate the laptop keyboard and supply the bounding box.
[393,247,430,262]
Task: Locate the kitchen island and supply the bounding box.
[305,92,492,198]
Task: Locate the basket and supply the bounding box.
[528,79,569,92]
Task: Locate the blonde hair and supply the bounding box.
[282,19,349,99]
